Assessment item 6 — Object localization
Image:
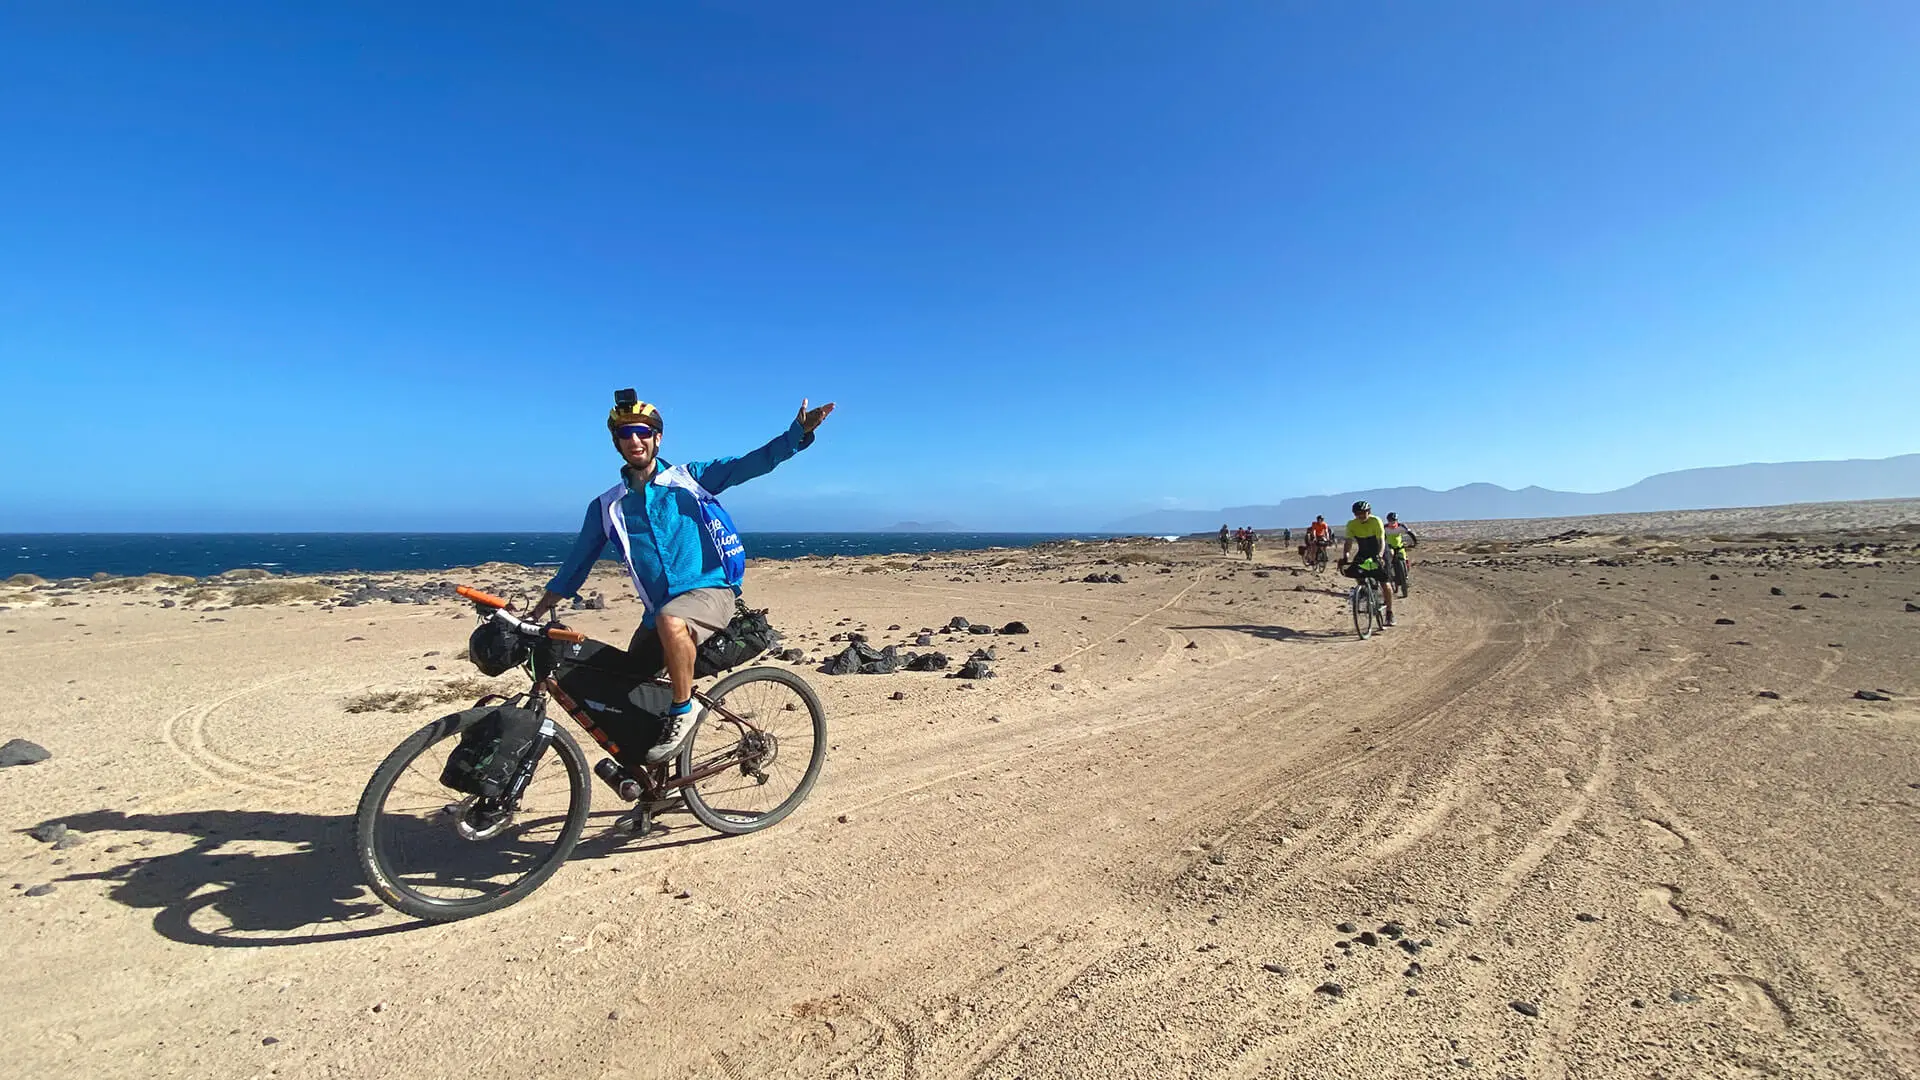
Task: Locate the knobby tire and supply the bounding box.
[680,666,828,836]
[356,711,592,922]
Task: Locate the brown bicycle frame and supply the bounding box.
[534,675,757,801]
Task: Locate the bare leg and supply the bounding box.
[656,613,699,704]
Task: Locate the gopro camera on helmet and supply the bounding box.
[614,388,638,408]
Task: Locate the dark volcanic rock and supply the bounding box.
[1713,618,1735,625]
[952,659,996,680]
[906,652,950,672]
[1510,1001,1540,1018]
[0,739,51,767]
[29,822,68,844]
[24,883,55,897]
[998,621,1030,635]
[1313,982,1345,998]
[1854,689,1892,701]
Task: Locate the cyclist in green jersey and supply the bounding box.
[1339,500,1397,627]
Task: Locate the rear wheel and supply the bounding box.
[1352,585,1375,640]
[680,666,827,835]
[356,709,590,922]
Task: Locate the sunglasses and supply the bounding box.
[614,424,656,441]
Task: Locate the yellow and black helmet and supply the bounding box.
[607,388,663,434]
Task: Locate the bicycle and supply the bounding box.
[1341,558,1386,639]
[1390,548,1412,598]
[354,586,826,922]
[1302,540,1330,573]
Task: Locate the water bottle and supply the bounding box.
[593,758,641,802]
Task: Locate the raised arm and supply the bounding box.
[689,399,835,495]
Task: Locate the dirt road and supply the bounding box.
[3,528,1917,1078]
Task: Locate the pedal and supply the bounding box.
[611,809,655,836]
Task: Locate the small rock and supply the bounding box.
[1313,982,1345,998]
[836,814,850,824]
[889,691,905,701]
[1575,912,1600,922]
[1669,989,1700,1004]
[261,1036,280,1045]
[1207,851,1227,865]
[1051,663,1066,673]
[1854,689,1891,701]
[1713,617,1735,625]
[1356,931,1379,947]
[1770,587,1784,596]
[28,822,67,844]
[674,890,692,900]
[1510,1000,1540,1018]
[1757,690,1781,699]
[1261,962,1289,975]
[1630,998,1645,1008]
[1789,603,1807,610]
[1334,940,1351,950]
[999,621,1030,635]
[1404,962,1423,976]
[24,883,54,897]
[1379,921,1406,939]
[607,1010,620,1021]
[370,1002,386,1014]
[1907,602,1920,613]
[1335,921,1358,934]
[0,739,52,767]
[1819,592,1839,599]
[53,831,85,850]
[1398,939,1421,955]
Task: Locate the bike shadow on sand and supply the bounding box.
[1171,623,1356,644]
[32,805,722,949]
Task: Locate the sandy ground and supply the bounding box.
[3,514,1918,1079]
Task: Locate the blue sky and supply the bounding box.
[2,2,1916,531]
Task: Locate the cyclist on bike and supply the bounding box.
[1338,500,1397,627]
[1305,516,1332,566]
[1384,512,1418,594]
[1219,524,1231,554]
[525,392,834,765]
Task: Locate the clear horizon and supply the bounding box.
[3,4,1917,532]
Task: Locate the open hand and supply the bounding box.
[797,398,836,433]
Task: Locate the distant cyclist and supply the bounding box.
[1219,524,1231,555]
[1384,512,1419,596]
[1339,500,1397,627]
[1304,515,1332,567]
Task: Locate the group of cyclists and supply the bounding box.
[1217,525,1259,560]
[1221,505,1420,630]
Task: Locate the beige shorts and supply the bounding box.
[632,587,736,648]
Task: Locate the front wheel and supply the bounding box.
[356,709,591,922]
[680,666,827,836]
[1351,585,1375,640]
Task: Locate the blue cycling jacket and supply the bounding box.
[546,419,814,623]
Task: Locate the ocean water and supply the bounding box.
[5,532,1121,581]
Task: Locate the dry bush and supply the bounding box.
[344,676,505,714]
[231,581,336,606]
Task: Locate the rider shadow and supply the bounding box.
[31,807,410,949]
[1171,623,1354,644]
[35,805,729,948]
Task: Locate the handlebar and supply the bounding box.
[455,585,508,608]
[456,584,586,644]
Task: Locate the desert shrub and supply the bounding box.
[231,581,336,606]
[345,676,505,714]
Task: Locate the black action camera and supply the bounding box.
[614,388,638,407]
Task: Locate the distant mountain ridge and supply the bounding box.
[1103,454,1920,533]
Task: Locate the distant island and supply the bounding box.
[1104,453,1920,533]
[878,521,965,532]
